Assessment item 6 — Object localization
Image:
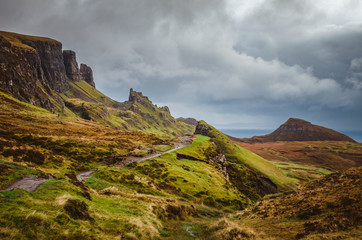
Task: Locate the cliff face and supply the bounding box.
[0,34,56,110]
[0,31,194,136]
[63,50,81,82]
[0,31,94,111]
[80,64,95,87]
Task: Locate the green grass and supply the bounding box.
[0,91,55,118]
[59,82,194,137]
[177,135,217,161]
[0,159,45,188]
[275,162,332,181]
[0,31,59,51]
[196,121,297,192]
[124,147,250,210]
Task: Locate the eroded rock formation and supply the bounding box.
[63,50,81,82]
[80,64,95,87]
[0,31,95,112]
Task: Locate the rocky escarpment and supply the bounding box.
[123,88,195,135]
[194,121,213,137]
[0,33,60,111]
[177,117,198,126]
[63,50,81,82]
[0,31,194,136]
[128,88,150,103]
[80,64,95,87]
[0,31,94,111]
[238,118,356,143]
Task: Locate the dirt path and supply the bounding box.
[0,175,50,192]
[76,170,96,182]
[76,136,193,182]
[1,136,194,192]
[115,135,193,169]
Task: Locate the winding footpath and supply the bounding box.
[0,175,50,193]
[114,136,193,169]
[0,136,194,191]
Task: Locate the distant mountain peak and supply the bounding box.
[237,118,356,143]
[284,118,311,124]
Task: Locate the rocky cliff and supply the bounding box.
[80,64,95,87]
[177,117,198,126]
[237,118,356,143]
[0,31,193,136]
[0,31,94,112]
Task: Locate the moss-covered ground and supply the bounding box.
[0,92,245,239]
[1,91,360,239]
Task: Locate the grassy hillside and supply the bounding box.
[236,141,362,182]
[195,121,296,196]
[0,31,59,51]
[0,92,250,239]
[0,91,360,239]
[59,81,194,136]
[229,167,362,240]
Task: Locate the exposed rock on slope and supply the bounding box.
[63,50,81,82]
[237,118,356,143]
[0,31,91,111]
[80,64,95,87]
[0,30,193,136]
[177,117,198,126]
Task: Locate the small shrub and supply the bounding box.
[63,199,93,222]
[22,149,45,165]
[55,213,70,225]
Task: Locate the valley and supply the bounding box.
[0,31,361,240]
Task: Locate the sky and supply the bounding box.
[0,0,362,132]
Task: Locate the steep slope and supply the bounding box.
[234,167,362,239]
[237,118,356,143]
[194,121,296,200]
[0,30,193,136]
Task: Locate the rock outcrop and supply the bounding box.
[177,117,198,126]
[0,31,95,112]
[238,118,356,143]
[129,88,150,103]
[63,50,81,82]
[80,64,95,87]
[21,34,69,92]
[160,106,170,114]
[209,154,229,179]
[194,121,214,137]
[0,30,194,136]
[0,33,60,111]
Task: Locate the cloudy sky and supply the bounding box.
[1,0,362,132]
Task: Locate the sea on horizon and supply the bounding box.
[219,129,362,143]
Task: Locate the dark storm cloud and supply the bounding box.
[0,0,361,131]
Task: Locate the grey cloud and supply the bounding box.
[0,0,361,132]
